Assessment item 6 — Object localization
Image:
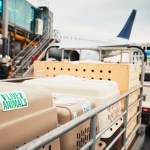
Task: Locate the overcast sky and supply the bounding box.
[29,0,150,43]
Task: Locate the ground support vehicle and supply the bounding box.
[142,83,150,126]
[0,46,147,150]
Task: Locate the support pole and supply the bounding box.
[2,0,8,58]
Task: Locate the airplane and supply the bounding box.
[48,9,137,61]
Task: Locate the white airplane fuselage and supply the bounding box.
[54,32,130,48]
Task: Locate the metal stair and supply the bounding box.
[11,29,56,78]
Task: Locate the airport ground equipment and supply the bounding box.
[142,83,150,126]
[0,46,146,149]
[131,46,150,127]
[0,82,60,150]
[16,85,143,150]
[14,46,144,149]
